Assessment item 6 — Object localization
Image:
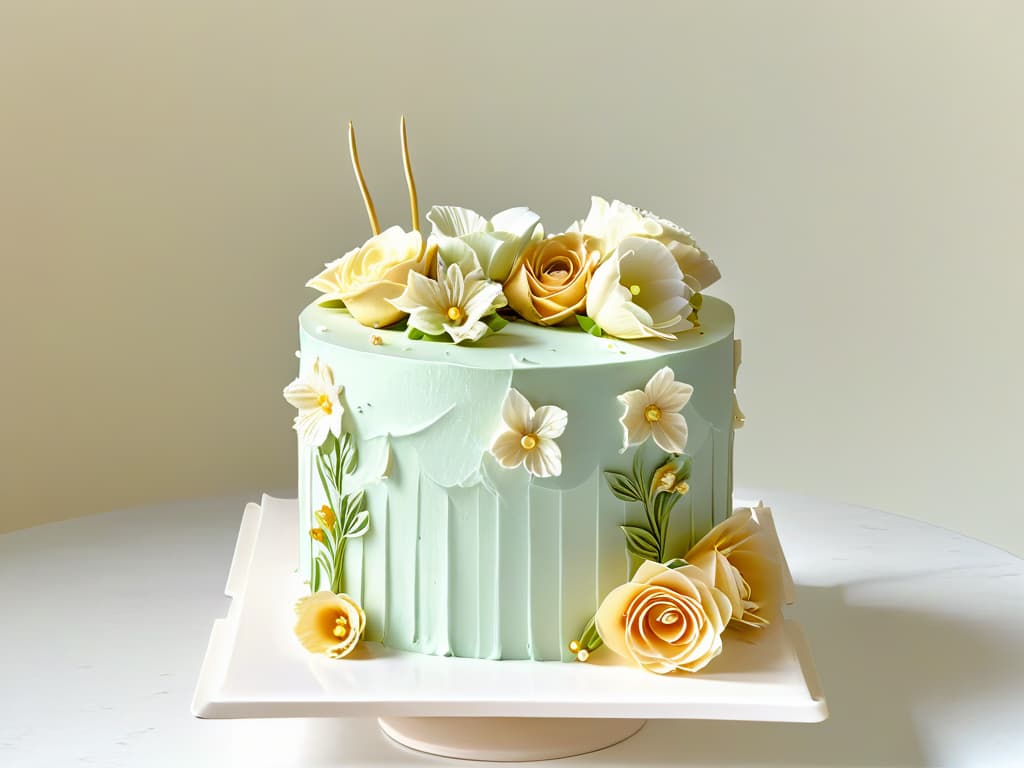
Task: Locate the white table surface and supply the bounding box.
[1,489,1022,768]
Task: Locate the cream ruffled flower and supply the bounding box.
[283,358,343,447]
[618,367,693,454]
[684,507,785,629]
[293,591,366,659]
[573,196,720,292]
[595,561,732,674]
[388,260,507,344]
[585,238,693,340]
[490,388,567,478]
[427,205,541,283]
[307,226,436,329]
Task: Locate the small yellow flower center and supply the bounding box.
[332,615,349,639]
[629,284,641,296]
[644,404,662,423]
[317,394,333,415]
[675,481,690,495]
[520,433,538,451]
[658,472,676,491]
[447,306,464,322]
[568,640,580,653]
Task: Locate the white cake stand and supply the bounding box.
[192,496,827,762]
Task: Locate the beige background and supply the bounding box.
[2,1,1022,555]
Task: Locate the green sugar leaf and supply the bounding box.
[576,315,603,336]
[621,525,660,562]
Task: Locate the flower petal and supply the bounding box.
[532,405,568,439]
[523,438,562,478]
[427,205,487,238]
[490,429,527,469]
[650,411,688,454]
[501,388,534,434]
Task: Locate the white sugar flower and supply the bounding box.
[490,388,567,478]
[283,358,344,447]
[388,261,507,344]
[618,366,693,453]
[585,238,693,340]
[427,205,541,282]
[572,196,720,292]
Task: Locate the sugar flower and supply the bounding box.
[293,591,366,659]
[283,358,344,448]
[427,205,541,283]
[650,454,691,498]
[504,232,602,326]
[389,260,507,344]
[490,388,567,478]
[585,238,694,340]
[684,507,785,629]
[595,561,732,674]
[618,367,693,453]
[307,226,436,329]
[572,196,720,292]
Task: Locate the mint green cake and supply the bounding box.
[293,296,738,661]
[283,118,753,668]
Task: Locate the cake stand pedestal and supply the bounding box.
[192,496,827,762]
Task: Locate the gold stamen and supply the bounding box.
[675,481,690,495]
[644,404,662,423]
[348,121,380,236]
[520,434,538,451]
[629,284,641,296]
[400,115,419,232]
[447,306,464,322]
[568,640,580,653]
[317,394,333,415]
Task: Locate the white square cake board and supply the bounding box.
[192,495,827,725]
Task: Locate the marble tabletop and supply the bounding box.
[1,488,1022,767]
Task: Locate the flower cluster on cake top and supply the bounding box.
[305,118,720,343]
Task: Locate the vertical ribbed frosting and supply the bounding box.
[296,297,736,660]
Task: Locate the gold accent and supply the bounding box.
[316,505,336,529]
[332,616,349,639]
[568,640,580,653]
[309,527,325,543]
[446,306,464,322]
[317,394,333,415]
[370,334,383,346]
[520,433,538,451]
[643,404,662,423]
[400,115,420,232]
[629,284,641,296]
[348,121,380,236]
[676,481,690,495]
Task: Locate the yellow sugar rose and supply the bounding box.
[503,233,602,326]
[684,506,784,629]
[293,591,366,659]
[595,560,732,674]
[307,226,437,328]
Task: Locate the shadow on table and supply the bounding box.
[581,584,1018,767]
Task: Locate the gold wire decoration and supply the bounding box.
[348,121,380,236]
[400,115,419,232]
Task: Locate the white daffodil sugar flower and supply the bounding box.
[618,366,693,453]
[490,388,567,478]
[427,205,541,283]
[283,358,344,447]
[389,261,507,344]
[585,237,693,340]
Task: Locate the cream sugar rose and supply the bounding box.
[284,119,782,675]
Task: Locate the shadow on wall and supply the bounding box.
[585,584,1019,767]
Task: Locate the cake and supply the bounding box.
[284,119,782,675]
